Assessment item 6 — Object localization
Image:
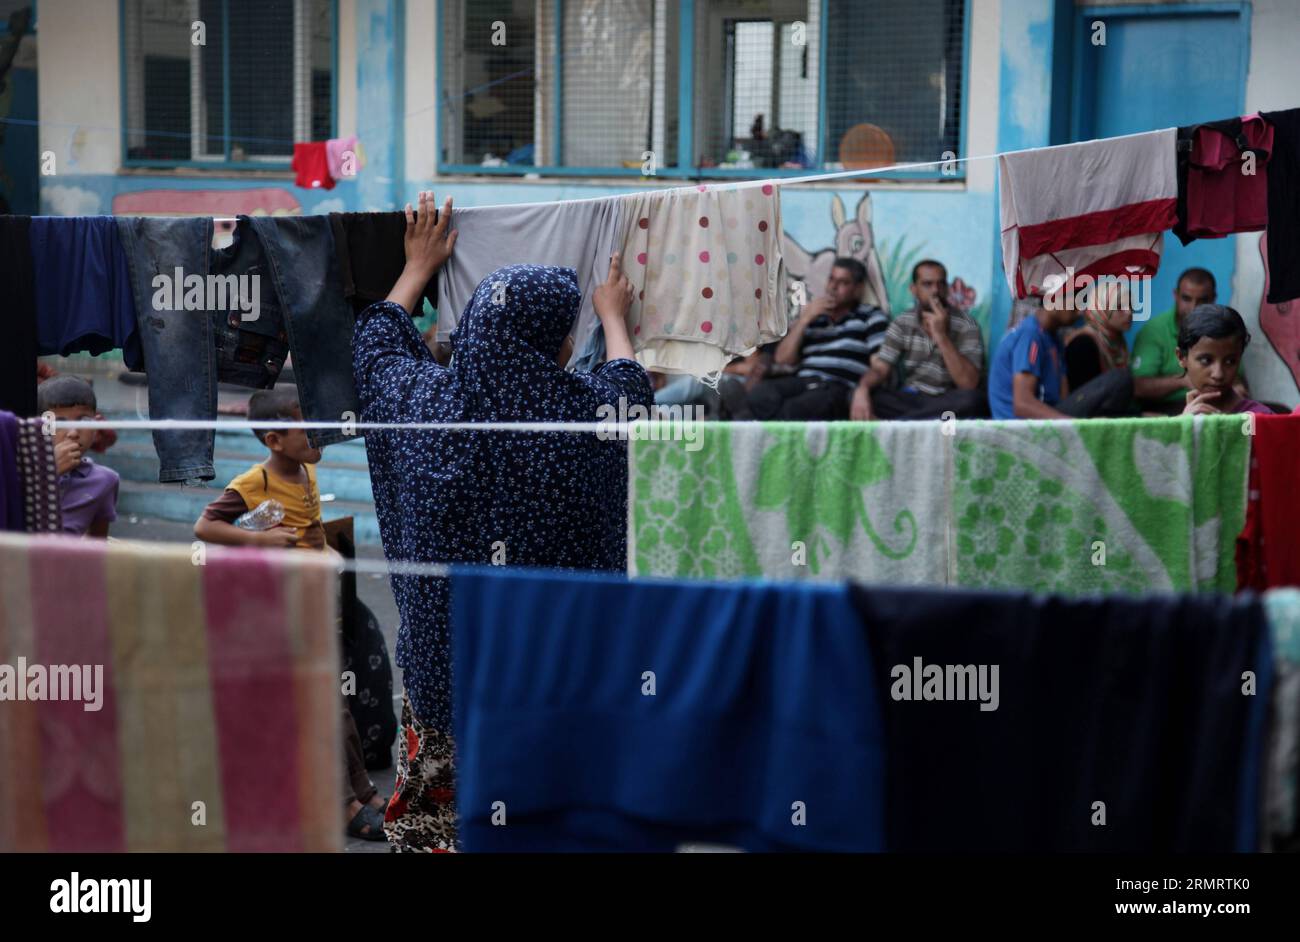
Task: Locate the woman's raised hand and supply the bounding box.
[403,191,458,279]
[386,192,457,314]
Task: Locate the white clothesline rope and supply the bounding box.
[50,418,699,433]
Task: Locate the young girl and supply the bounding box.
[353,192,652,852]
[1177,304,1273,416]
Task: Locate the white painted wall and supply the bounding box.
[337,0,359,145]
[37,0,120,176]
[964,0,1001,193]
[405,0,436,181]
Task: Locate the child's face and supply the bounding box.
[50,405,98,452]
[1177,336,1244,396]
[267,409,322,465]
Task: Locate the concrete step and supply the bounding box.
[115,479,383,546]
[96,443,376,504]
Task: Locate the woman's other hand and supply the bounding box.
[593,252,635,323]
[593,253,636,363]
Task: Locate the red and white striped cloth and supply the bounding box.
[999,129,1179,299]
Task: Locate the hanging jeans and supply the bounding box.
[246,215,360,450]
[118,216,359,482]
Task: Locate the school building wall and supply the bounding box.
[30,0,1300,407]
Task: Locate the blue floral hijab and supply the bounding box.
[353,264,652,728]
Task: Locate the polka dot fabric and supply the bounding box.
[352,266,653,729]
[616,185,788,376]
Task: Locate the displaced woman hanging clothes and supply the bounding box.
[352,192,652,851]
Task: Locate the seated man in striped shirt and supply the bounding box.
[722,258,889,420]
[850,260,987,421]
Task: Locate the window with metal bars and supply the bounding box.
[437,0,966,178]
[822,0,965,171]
[439,0,673,172]
[122,0,334,167]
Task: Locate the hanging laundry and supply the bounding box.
[29,216,141,370]
[15,417,61,533]
[246,215,361,449]
[612,183,789,377]
[0,413,21,531]
[851,582,1271,851]
[329,211,438,316]
[117,215,359,482]
[1262,108,1300,304]
[629,416,1248,593]
[1263,589,1300,852]
[1174,115,1272,245]
[451,566,885,853]
[1237,413,1300,590]
[999,128,1178,299]
[434,197,622,368]
[291,141,334,190]
[0,534,341,851]
[325,135,359,182]
[0,216,38,416]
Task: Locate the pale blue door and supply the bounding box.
[1072,5,1250,336]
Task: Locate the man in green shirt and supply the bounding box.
[1132,267,1217,413]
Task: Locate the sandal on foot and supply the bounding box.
[347,804,387,842]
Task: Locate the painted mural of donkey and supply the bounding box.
[783,192,891,315]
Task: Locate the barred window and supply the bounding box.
[823,0,965,170]
[436,0,966,178]
[123,0,334,165]
[440,0,673,172]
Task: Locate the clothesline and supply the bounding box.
[46,416,1136,433]
[6,114,1170,198]
[53,418,712,432]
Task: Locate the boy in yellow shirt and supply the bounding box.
[193,388,389,842]
[194,389,325,550]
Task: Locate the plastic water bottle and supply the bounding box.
[234,498,286,531]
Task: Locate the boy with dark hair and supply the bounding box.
[37,375,119,537]
[193,388,388,842]
[193,388,324,550]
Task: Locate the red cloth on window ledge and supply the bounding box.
[292,142,335,190]
[1236,412,1300,590]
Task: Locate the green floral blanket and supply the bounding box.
[628,417,1250,594]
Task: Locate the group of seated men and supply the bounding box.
[653,257,1274,420]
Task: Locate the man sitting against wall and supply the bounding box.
[721,258,889,420]
[850,260,987,420]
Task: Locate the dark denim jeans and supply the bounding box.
[116,216,218,483]
[248,215,359,450]
[117,215,360,482]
